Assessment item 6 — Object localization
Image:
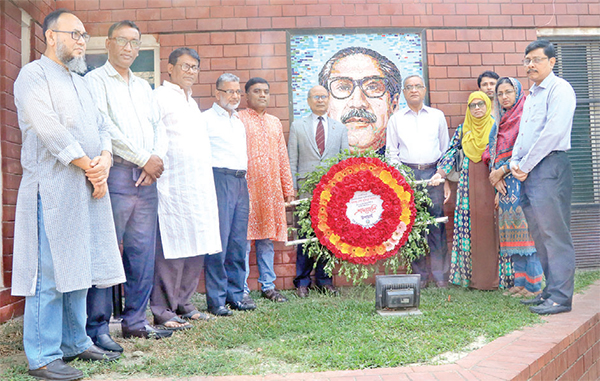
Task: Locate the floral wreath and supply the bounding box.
[310,157,416,265]
[295,150,436,284]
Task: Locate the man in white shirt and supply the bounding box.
[150,48,221,329]
[386,75,450,288]
[203,73,255,316]
[85,20,171,349]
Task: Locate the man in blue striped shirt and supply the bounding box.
[510,39,576,315]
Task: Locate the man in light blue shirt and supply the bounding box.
[510,39,576,315]
[86,20,171,349]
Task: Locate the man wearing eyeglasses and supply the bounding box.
[85,20,171,348]
[288,85,349,298]
[318,47,401,154]
[386,75,450,289]
[13,9,126,380]
[511,40,576,315]
[149,48,221,330]
[202,73,255,316]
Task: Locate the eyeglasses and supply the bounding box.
[469,101,486,110]
[52,30,90,43]
[522,57,548,66]
[311,95,328,101]
[404,84,425,91]
[328,76,387,100]
[177,63,199,73]
[110,37,142,49]
[497,89,515,98]
[217,89,242,96]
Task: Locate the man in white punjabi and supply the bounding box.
[86,20,171,349]
[386,75,450,289]
[512,40,577,315]
[12,9,125,380]
[239,77,295,303]
[150,47,221,329]
[204,73,255,316]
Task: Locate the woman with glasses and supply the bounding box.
[482,78,542,297]
[430,91,498,290]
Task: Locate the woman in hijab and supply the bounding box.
[482,77,542,297]
[430,91,498,290]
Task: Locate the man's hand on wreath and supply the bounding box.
[429,172,444,187]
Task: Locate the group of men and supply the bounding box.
[11,7,576,381]
[12,10,347,381]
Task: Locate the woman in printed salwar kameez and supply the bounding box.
[482,77,542,297]
[430,91,499,290]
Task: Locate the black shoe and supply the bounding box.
[122,324,173,339]
[63,344,120,362]
[520,293,547,305]
[28,359,83,380]
[209,306,233,316]
[530,299,572,315]
[296,286,309,298]
[94,333,123,353]
[227,299,257,311]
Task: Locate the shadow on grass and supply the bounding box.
[1,270,598,380]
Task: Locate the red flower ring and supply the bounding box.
[310,157,416,265]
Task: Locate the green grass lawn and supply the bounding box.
[1,270,598,380]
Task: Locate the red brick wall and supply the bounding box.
[0,0,52,323]
[1,0,597,320]
[527,312,600,380]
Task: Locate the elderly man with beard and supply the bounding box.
[203,74,255,316]
[12,9,125,380]
[318,46,402,154]
[86,20,171,349]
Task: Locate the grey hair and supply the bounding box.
[403,75,425,88]
[216,73,240,88]
[318,46,402,99]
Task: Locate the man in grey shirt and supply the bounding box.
[12,9,125,381]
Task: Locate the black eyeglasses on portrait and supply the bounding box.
[328,76,387,100]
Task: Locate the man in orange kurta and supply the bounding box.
[239,77,295,304]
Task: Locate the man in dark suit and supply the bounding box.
[288,85,349,298]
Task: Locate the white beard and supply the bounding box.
[223,100,241,112]
[57,40,87,74]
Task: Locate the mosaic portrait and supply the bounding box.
[290,32,425,153]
